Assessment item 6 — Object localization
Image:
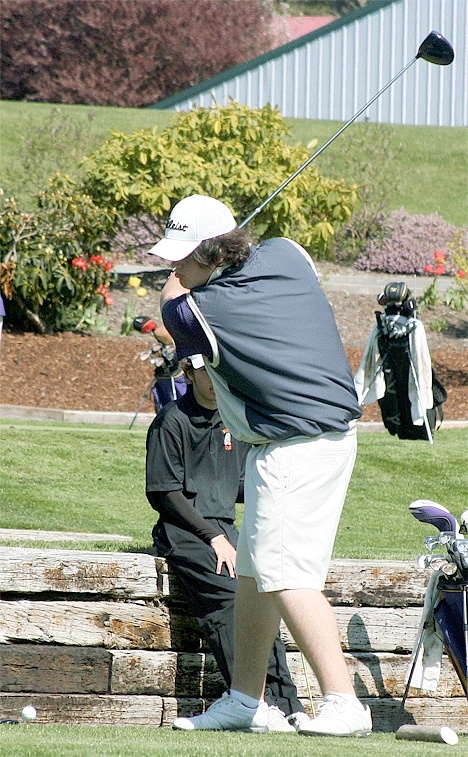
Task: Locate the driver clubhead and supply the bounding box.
[417,31,454,65]
[409,500,459,534]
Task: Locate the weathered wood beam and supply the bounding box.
[0,600,424,652]
[0,548,157,598]
[2,646,463,699]
[0,645,111,693]
[0,601,202,650]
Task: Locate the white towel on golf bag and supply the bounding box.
[353,320,433,424]
[353,326,385,404]
[408,321,433,425]
[405,570,444,691]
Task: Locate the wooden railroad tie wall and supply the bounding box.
[0,547,466,730]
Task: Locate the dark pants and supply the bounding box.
[153,518,304,716]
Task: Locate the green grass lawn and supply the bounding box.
[1,100,466,225]
[0,421,466,559]
[291,118,468,227]
[0,725,466,757]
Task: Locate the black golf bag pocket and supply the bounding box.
[377,339,446,441]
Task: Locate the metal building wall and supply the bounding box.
[156,0,467,127]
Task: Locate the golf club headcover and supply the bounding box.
[133,315,158,334]
[409,500,459,534]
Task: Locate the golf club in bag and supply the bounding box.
[129,317,185,429]
[238,31,454,229]
[397,500,468,730]
[354,283,447,443]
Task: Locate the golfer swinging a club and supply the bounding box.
[150,194,371,737]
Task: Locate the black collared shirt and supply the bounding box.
[146,387,250,537]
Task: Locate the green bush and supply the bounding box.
[82,102,360,258]
[0,180,117,332]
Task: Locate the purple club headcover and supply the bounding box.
[409,500,458,533]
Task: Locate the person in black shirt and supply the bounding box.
[146,355,309,732]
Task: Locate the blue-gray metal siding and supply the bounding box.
[153,0,467,127]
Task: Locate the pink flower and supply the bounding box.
[71,257,88,271]
[424,264,434,274]
[433,250,446,262]
[97,284,113,305]
[433,263,445,276]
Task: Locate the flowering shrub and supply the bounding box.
[355,210,467,274]
[0,180,118,332]
[420,239,468,311]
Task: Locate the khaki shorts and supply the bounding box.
[236,427,357,592]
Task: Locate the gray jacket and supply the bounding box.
[188,238,361,442]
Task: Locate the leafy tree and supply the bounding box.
[0,0,275,107]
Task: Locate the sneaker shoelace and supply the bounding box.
[317,697,347,717]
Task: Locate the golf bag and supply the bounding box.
[355,282,447,442]
[434,580,468,696]
[399,500,468,727]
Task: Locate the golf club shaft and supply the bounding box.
[239,56,417,229]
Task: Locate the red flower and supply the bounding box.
[433,250,446,262]
[102,260,113,272]
[433,263,445,276]
[424,264,434,274]
[71,257,88,271]
[457,269,467,279]
[97,284,113,305]
[90,254,104,265]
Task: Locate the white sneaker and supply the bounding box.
[288,710,314,731]
[297,694,372,737]
[172,692,269,732]
[267,706,297,732]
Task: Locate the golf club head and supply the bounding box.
[416,31,454,66]
[459,510,468,535]
[409,500,459,534]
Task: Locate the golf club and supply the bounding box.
[239,31,454,229]
[460,511,468,535]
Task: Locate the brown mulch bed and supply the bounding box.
[0,276,467,421]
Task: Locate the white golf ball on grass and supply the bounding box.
[21,705,37,722]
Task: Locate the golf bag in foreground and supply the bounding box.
[354,283,447,443]
[399,500,468,728]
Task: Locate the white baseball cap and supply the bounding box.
[148,195,237,262]
[187,354,205,369]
